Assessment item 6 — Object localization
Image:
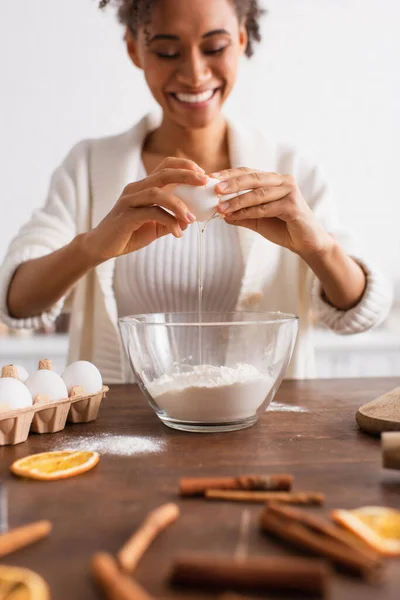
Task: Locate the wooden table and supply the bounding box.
[1,379,400,599]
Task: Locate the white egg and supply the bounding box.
[62,361,103,396]
[174,178,252,222]
[15,365,29,382]
[0,378,33,411]
[25,370,68,402]
[174,177,221,223]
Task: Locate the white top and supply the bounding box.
[114,162,244,317]
[0,113,393,381]
[115,219,244,316]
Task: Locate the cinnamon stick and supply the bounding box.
[170,554,330,596]
[117,503,179,573]
[205,490,324,505]
[260,509,382,581]
[0,520,52,559]
[267,503,380,561]
[92,553,155,600]
[180,474,293,496]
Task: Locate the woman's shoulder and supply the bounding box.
[230,119,322,183]
[65,128,135,165]
[63,114,154,173]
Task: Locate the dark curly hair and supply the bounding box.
[99,0,265,57]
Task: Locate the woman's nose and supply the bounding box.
[176,50,212,87]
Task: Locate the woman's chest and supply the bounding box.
[114,219,244,316]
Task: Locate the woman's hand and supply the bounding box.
[84,157,207,264]
[214,167,367,310]
[214,168,331,258]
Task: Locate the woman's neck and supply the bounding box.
[142,114,231,174]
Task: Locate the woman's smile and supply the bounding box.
[168,87,221,109]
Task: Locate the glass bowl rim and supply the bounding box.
[118,311,299,327]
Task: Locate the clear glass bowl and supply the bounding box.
[119,311,298,433]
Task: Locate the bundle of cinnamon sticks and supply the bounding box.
[260,503,383,582]
[179,473,325,505]
[180,473,294,496]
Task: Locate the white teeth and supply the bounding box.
[175,90,214,104]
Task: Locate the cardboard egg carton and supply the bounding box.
[0,362,108,446]
[67,386,109,423]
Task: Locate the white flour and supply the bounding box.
[268,402,309,413]
[57,433,165,456]
[147,363,273,423]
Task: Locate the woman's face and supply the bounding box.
[127,0,248,129]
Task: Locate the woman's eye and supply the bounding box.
[153,46,228,59]
[204,47,227,56]
[155,52,179,60]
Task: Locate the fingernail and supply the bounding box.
[211,172,220,178]
[217,181,229,191]
[176,228,184,238]
[218,201,230,212]
[186,211,197,223]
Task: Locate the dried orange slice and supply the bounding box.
[332,506,400,556]
[10,450,99,481]
[0,564,49,599]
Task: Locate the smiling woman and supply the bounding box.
[104,0,264,140]
[0,0,392,382]
[100,0,264,55]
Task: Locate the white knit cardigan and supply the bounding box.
[0,114,392,382]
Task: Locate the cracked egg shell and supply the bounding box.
[174,178,221,222]
[174,178,251,222]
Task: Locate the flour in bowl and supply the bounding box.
[147,363,273,423]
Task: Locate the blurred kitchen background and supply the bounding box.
[1,0,400,378]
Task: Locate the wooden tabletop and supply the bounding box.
[1,378,400,599]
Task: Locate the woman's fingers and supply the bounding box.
[225,197,295,223]
[218,184,293,215]
[211,166,254,180]
[126,168,207,195]
[128,206,185,238]
[215,170,285,195]
[153,156,205,175]
[120,161,208,229]
[123,189,197,225]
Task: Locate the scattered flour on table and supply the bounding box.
[147,363,274,422]
[268,402,309,413]
[58,433,165,456]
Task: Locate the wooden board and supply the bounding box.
[356,386,400,436]
[0,378,400,600]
